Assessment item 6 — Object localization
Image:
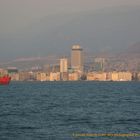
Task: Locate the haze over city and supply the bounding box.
[0,0,140,62]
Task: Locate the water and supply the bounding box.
[0,81,140,140]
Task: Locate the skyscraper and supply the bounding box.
[71,45,83,72]
[60,58,68,73]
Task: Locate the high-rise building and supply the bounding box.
[94,58,105,72]
[71,45,83,72]
[60,58,68,73]
[60,58,68,81]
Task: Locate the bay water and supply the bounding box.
[0,81,140,140]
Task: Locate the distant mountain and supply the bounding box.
[117,42,140,59]
[0,56,60,70]
[127,42,140,54]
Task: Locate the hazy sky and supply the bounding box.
[0,0,140,61]
[0,0,140,35]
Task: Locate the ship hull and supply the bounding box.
[0,76,11,85]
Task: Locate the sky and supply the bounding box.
[0,0,140,34]
[0,0,140,62]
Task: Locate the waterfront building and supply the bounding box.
[19,72,31,81]
[71,45,83,72]
[87,72,107,81]
[86,72,94,81]
[107,71,132,81]
[132,72,138,81]
[7,67,19,81]
[118,72,132,81]
[36,72,48,81]
[50,72,60,81]
[109,72,119,81]
[68,72,79,81]
[11,73,20,81]
[137,72,140,81]
[60,72,68,81]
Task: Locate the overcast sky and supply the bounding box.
[0,0,140,61]
[0,0,140,35]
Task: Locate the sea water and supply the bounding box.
[0,81,140,140]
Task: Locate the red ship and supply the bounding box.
[0,75,11,85]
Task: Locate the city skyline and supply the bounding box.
[1,42,140,73]
[0,44,140,82]
[0,1,140,139]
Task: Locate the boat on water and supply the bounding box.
[0,75,11,85]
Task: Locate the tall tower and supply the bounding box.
[60,58,68,73]
[71,45,83,72]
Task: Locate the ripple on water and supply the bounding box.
[0,81,140,140]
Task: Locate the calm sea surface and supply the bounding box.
[0,81,140,140]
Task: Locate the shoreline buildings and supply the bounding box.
[0,45,140,82]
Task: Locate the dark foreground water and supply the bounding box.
[0,81,140,140]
